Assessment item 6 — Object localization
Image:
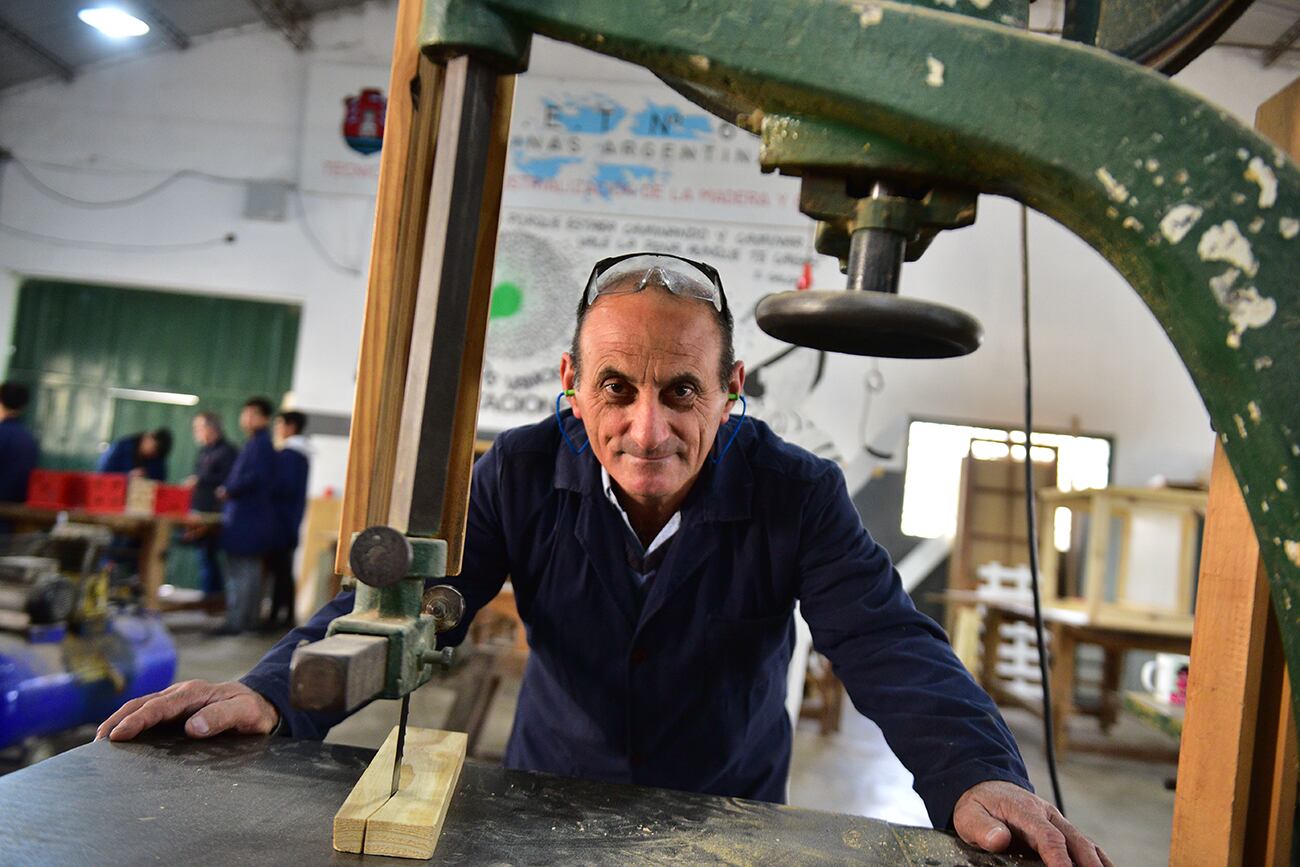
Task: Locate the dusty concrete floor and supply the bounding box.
[22,612,1175,864]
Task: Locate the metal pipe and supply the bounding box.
[845,228,905,294]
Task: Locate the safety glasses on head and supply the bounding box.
[583,252,726,312]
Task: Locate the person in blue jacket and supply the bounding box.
[264,410,310,629]
[214,397,277,636]
[97,428,172,481]
[0,382,39,534]
[186,411,238,605]
[98,254,1109,867]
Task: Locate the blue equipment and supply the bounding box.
[0,536,177,751]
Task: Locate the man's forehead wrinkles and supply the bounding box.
[592,355,708,385]
[583,331,700,357]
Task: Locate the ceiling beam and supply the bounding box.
[246,0,313,51]
[0,13,75,82]
[135,3,192,50]
[1262,15,1300,67]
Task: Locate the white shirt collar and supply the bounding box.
[601,466,681,556]
[281,434,312,456]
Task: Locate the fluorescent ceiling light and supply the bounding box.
[78,7,150,38]
[108,386,199,406]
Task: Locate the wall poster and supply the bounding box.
[480,76,838,459]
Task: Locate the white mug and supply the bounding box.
[1141,653,1190,706]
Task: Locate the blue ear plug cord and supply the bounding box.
[555,390,589,455]
[555,390,748,463]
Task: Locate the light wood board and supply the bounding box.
[333,725,467,859]
[334,0,435,576]
[1170,444,1293,866]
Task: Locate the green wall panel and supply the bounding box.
[8,280,301,590]
[7,279,301,485]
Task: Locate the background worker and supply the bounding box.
[214,397,276,636]
[186,411,237,609]
[98,428,173,481]
[0,382,39,535]
[266,410,310,629]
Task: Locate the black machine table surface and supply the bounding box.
[0,731,1037,865]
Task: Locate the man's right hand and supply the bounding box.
[95,680,280,742]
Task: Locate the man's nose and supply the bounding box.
[627,396,670,453]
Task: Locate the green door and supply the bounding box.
[8,279,300,480]
[6,280,300,590]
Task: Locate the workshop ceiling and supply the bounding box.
[0,0,1295,94]
[0,0,377,91]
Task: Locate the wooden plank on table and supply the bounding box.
[296,495,343,621]
[335,0,438,576]
[365,52,444,536]
[384,61,513,573]
[1169,81,1300,867]
[436,74,514,575]
[1246,606,1299,867]
[1253,79,1300,867]
[138,518,173,611]
[1083,494,1110,623]
[333,726,467,859]
[1170,445,1272,867]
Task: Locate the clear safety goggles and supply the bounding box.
[583,253,726,312]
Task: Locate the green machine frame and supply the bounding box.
[416,0,1300,719]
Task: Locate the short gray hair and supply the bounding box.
[194,411,223,435]
[570,281,735,389]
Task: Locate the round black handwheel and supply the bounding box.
[348,525,413,589]
[755,290,983,359]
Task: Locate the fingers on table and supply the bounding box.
[1045,811,1107,867]
[953,799,1012,853]
[993,805,1097,867]
[1048,810,1105,867]
[185,695,270,738]
[95,693,153,740]
[103,682,214,741]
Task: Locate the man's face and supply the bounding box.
[240,406,266,435]
[192,417,214,446]
[273,417,291,444]
[139,434,158,459]
[560,286,742,508]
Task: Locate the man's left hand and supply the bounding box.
[953,781,1113,867]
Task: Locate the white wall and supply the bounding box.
[0,3,405,492]
[0,2,1295,495]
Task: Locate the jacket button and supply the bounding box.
[629,647,648,665]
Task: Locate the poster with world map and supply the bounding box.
[480,75,835,452]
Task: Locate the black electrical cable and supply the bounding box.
[1021,204,1067,816]
[0,221,237,253]
[293,190,364,276]
[10,158,218,208]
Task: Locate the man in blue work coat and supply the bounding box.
[0,382,39,534]
[186,411,238,605]
[265,410,310,629]
[97,428,172,481]
[99,255,1110,867]
[213,397,277,636]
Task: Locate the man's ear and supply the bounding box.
[724,360,745,421]
[559,353,581,418]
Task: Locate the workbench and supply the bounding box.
[0,732,1036,865]
[941,591,1190,761]
[0,503,221,611]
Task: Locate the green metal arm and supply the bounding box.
[424,0,1300,718]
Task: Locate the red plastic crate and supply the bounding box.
[153,484,192,517]
[84,473,128,513]
[26,470,87,510]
